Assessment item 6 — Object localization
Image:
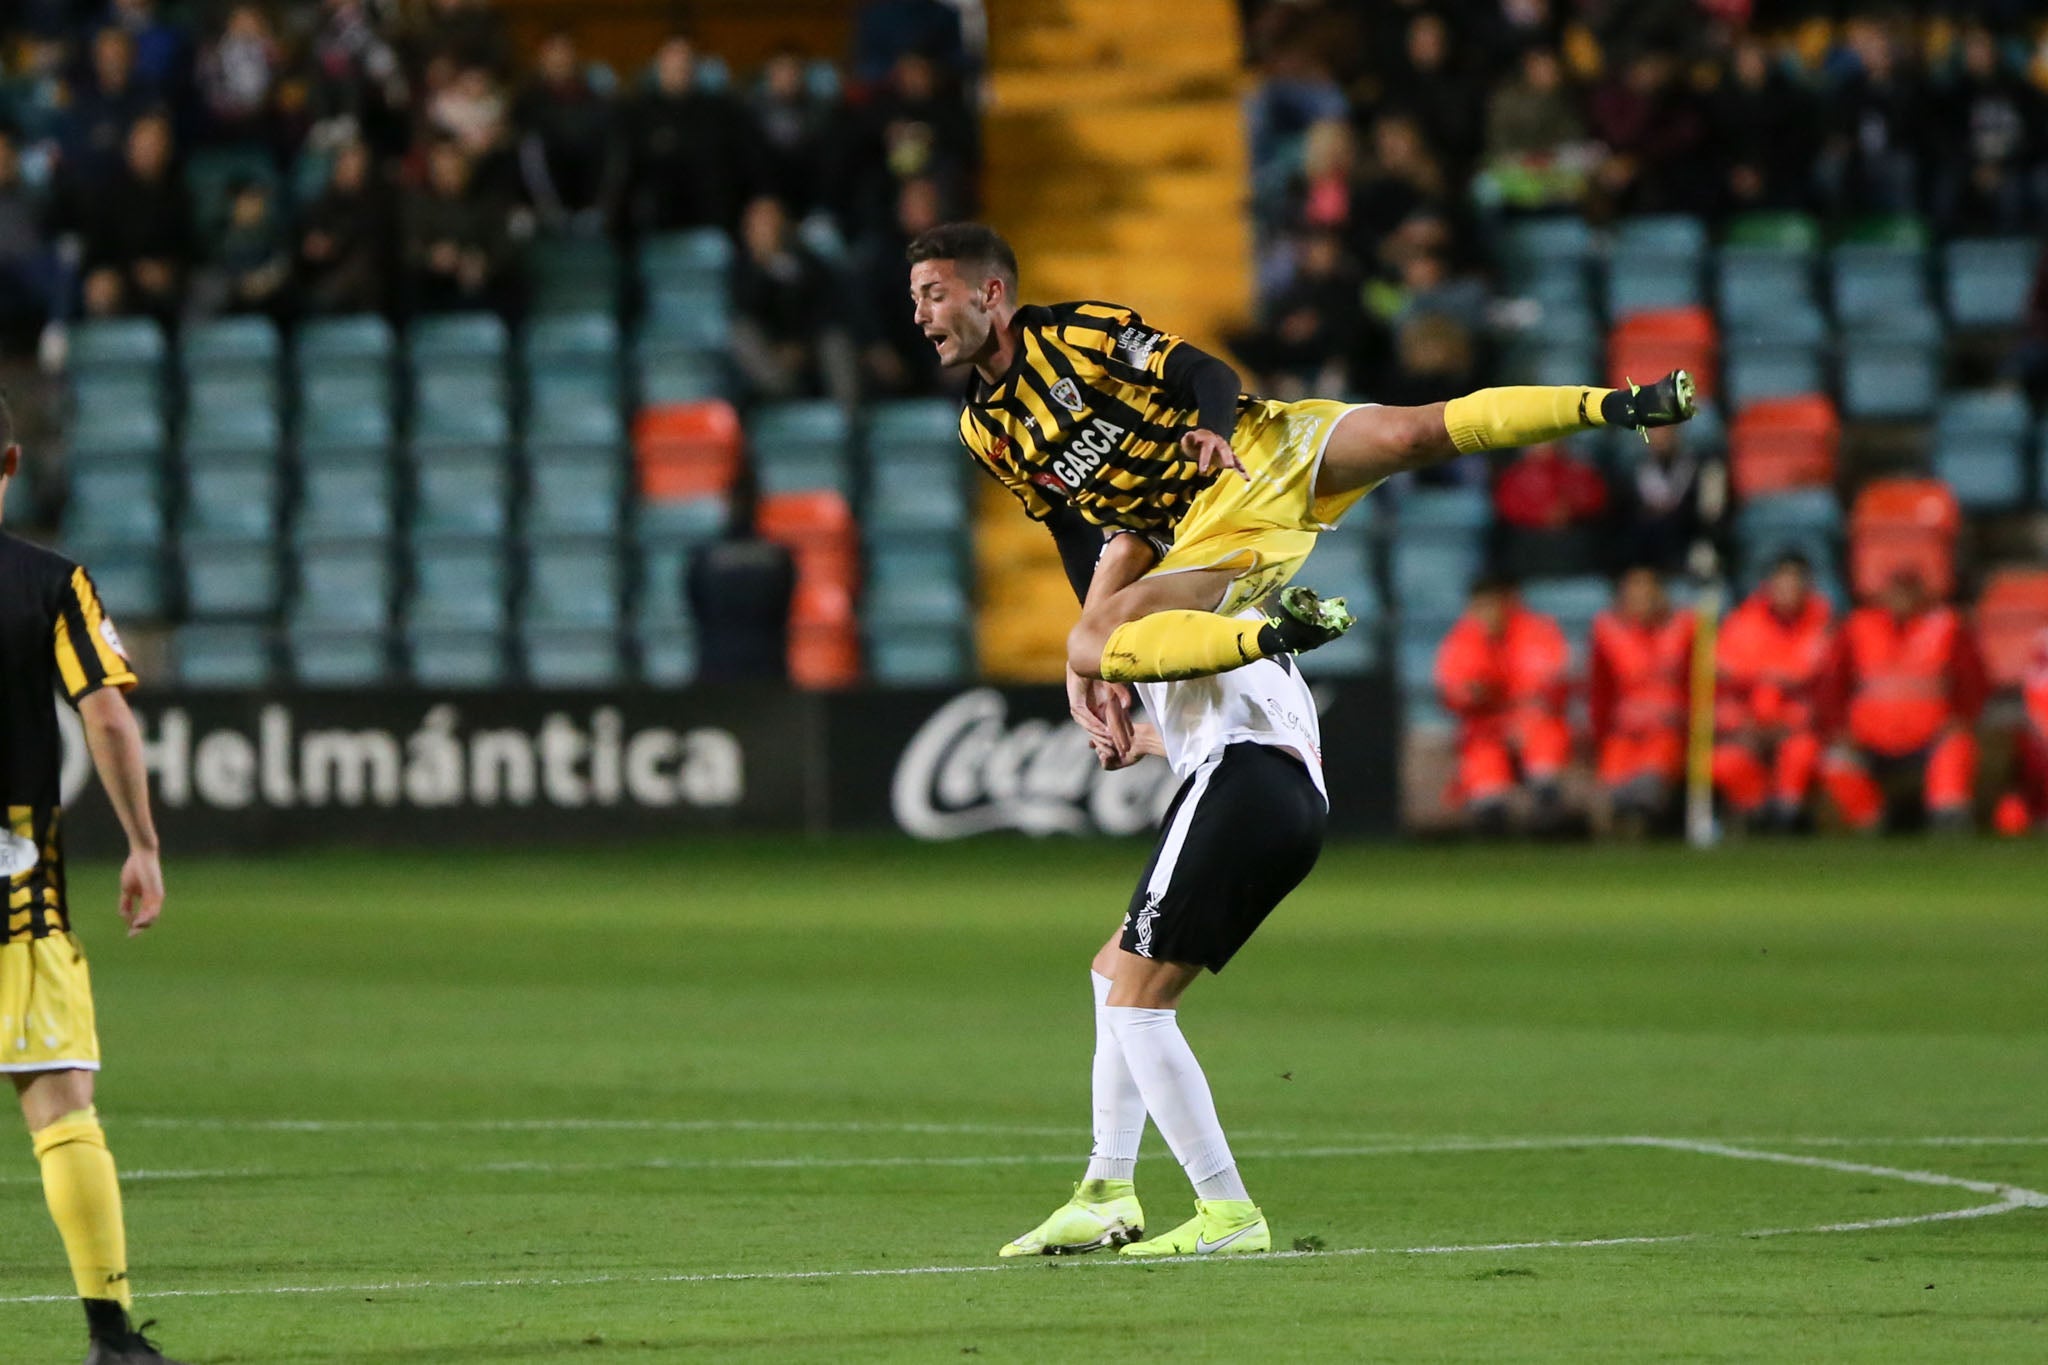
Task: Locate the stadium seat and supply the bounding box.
[1617,215,1708,259]
[1725,211,1821,253]
[1729,395,1839,499]
[407,312,510,368]
[750,399,853,498]
[296,463,395,542]
[1499,337,1600,389]
[634,621,698,685]
[525,379,625,449]
[864,455,966,534]
[866,398,964,456]
[526,454,624,538]
[1722,342,1826,412]
[1934,434,2026,513]
[293,540,391,630]
[1605,254,1703,321]
[410,381,513,456]
[71,371,165,428]
[1521,575,1609,652]
[298,373,396,458]
[1734,489,1842,586]
[1295,535,1382,677]
[524,539,621,628]
[182,462,279,538]
[634,346,729,405]
[288,625,392,687]
[180,535,280,618]
[1848,479,1960,600]
[183,396,283,464]
[1395,484,1490,533]
[637,228,733,285]
[521,624,622,688]
[1498,216,1597,281]
[405,629,507,688]
[172,623,273,688]
[68,317,167,378]
[1943,239,2037,329]
[866,627,968,685]
[182,316,281,381]
[1937,389,2030,443]
[641,285,734,351]
[408,535,510,631]
[1390,538,1483,616]
[65,465,165,548]
[635,401,742,499]
[414,452,512,536]
[633,495,730,548]
[67,405,167,467]
[1977,569,2048,688]
[528,237,621,315]
[1715,247,1817,322]
[1839,330,1941,421]
[1396,616,1459,727]
[1830,244,1930,324]
[293,314,394,376]
[864,541,969,630]
[521,312,620,378]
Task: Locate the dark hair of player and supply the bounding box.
[906,222,1019,294]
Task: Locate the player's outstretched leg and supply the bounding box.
[999,964,1149,1257]
[1313,369,1698,500]
[1094,586,1357,685]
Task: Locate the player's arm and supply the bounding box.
[1065,528,1160,759]
[1057,303,1244,477]
[53,565,161,934]
[78,688,163,936]
[1160,342,1247,478]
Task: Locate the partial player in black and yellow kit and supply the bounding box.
[906,224,1696,724]
[0,426,183,1364]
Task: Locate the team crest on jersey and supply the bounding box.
[98,616,126,659]
[1048,377,1085,414]
[0,831,38,878]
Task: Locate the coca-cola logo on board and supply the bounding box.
[890,690,1178,840]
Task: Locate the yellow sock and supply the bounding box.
[1101,611,1267,682]
[1442,385,1614,453]
[33,1107,131,1308]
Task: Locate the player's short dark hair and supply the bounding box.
[1470,571,1519,598]
[906,222,1019,293]
[1770,549,1812,575]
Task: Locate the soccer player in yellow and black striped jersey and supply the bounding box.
[906,223,1696,738]
[0,411,183,1363]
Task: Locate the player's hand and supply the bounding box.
[1181,428,1246,480]
[118,846,163,937]
[1067,665,1133,757]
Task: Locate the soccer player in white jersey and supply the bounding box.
[999,534,1338,1259]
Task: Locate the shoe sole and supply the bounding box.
[1671,369,1697,420]
[999,1222,1143,1258]
[1279,586,1356,640]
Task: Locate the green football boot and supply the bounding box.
[998,1180,1145,1257]
[1260,585,1356,657]
[1617,368,1698,441]
[1118,1199,1271,1259]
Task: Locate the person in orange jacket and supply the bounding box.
[1590,565,1694,830]
[1435,574,1572,833]
[1993,628,2048,835]
[1819,568,1986,833]
[1712,552,1833,832]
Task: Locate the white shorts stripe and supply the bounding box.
[1141,757,1221,937]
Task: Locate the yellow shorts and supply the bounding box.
[1150,397,1381,615]
[0,933,101,1073]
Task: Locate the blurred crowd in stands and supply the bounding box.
[0,0,980,402]
[1233,0,2048,405]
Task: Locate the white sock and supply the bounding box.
[1106,1005,1251,1203]
[1084,971,1145,1183]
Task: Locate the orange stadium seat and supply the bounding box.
[1729,395,1839,499]
[1848,478,1960,601]
[1608,306,1718,401]
[1976,569,2048,688]
[759,492,863,687]
[634,401,742,500]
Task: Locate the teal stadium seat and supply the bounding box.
[1934,434,2026,512]
[1397,483,1491,533]
[750,400,852,497]
[182,316,281,382]
[528,237,621,315]
[293,540,391,630]
[180,535,280,618]
[1936,389,2029,442]
[1500,337,1599,389]
[182,462,279,538]
[407,312,509,367]
[526,455,623,538]
[633,345,728,404]
[298,373,395,459]
[633,495,730,548]
[74,545,164,619]
[1295,532,1383,677]
[641,283,732,351]
[1520,575,1609,654]
[864,456,965,534]
[1397,616,1459,730]
[1715,247,1815,321]
[288,625,391,687]
[637,228,733,286]
[521,312,621,378]
[1735,490,1841,590]
[70,372,165,429]
[414,453,512,536]
[863,541,969,631]
[67,404,166,467]
[1389,538,1483,617]
[172,623,273,688]
[408,535,509,631]
[296,464,394,542]
[65,465,164,547]
[866,627,968,684]
[68,318,166,378]
[182,389,283,463]
[1839,314,1942,420]
[410,380,513,456]
[1943,239,2037,329]
[294,314,394,381]
[1831,244,1930,324]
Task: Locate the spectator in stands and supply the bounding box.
[1818,18,1925,217]
[2009,241,2048,400]
[1380,10,1483,176]
[627,37,745,235]
[1932,24,2042,236]
[1714,551,1834,833]
[412,0,511,76]
[196,3,281,147]
[305,0,411,157]
[1377,312,1477,417]
[687,468,794,683]
[1708,34,1818,217]
[298,137,393,314]
[1617,424,1718,575]
[426,60,515,199]
[852,175,948,397]
[1350,113,1448,271]
[749,47,838,226]
[1820,568,1985,834]
[1244,23,1349,185]
[1480,44,1592,211]
[0,132,55,351]
[1230,229,1368,400]
[1388,241,1489,334]
[187,176,292,319]
[1436,574,1573,834]
[1283,118,1361,242]
[1493,440,1610,577]
[854,0,967,86]
[61,27,155,190]
[865,50,976,209]
[1591,566,1695,835]
[730,196,856,406]
[1992,629,2048,836]
[107,0,189,99]
[73,112,189,322]
[400,137,514,315]
[1588,49,1710,217]
[516,30,624,236]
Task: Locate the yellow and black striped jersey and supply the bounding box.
[957,301,1246,538]
[0,532,136,943]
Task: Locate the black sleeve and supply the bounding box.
[1161,341,1241,439]
[1045,503,1103,605]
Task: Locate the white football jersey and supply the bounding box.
[1133,627,1326,801]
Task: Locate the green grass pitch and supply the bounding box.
[5,837,2048,1362]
